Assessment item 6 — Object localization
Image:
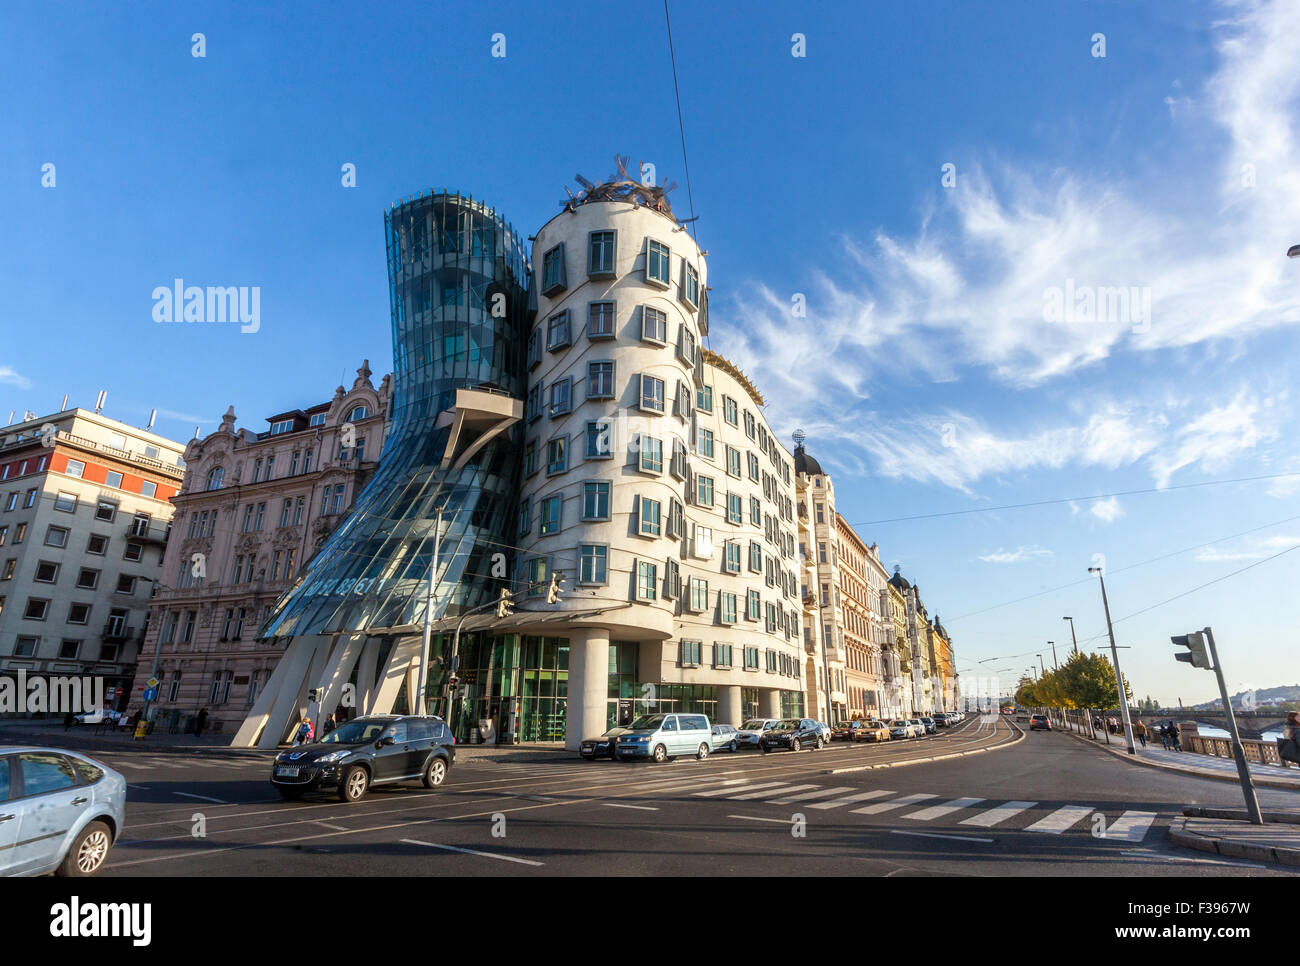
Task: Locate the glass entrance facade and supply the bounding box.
[447,632,568,744]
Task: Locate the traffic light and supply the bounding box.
[1172,631,1212,670]
[308,688,320,702]
[495,588,515,619]
[546,572,566,604]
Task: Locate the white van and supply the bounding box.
[613,713,714,763]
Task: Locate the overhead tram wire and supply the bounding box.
[849,469,1300,528]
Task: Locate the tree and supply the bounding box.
[1059,652,1127,711]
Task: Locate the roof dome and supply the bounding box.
[794,443,824,477]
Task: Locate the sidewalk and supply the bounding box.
[1171,808,1300,866]
[1065,727,1300,790]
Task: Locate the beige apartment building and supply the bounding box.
[0,408,187,705]
[834,514,885,719]
[127,363,390,734]
[794,443,847,722]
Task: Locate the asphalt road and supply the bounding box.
[67,715,1300,876]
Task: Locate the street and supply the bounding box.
[84,715,1297,876]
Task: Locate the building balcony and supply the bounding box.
[125,521,170,546]
[101,623,137,643]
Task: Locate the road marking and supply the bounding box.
[400,838,544,867]
[903,797,986,821]
[768,786,857,804]
[691,780,775,797]
[891,830,995,843]
[960,801,1037,828]
[1025,805,1094,834]
[807,789,896,810]
[173,791,227,804]
[852,793,937,815]
[1119,848,1267,869]
[1106,810,1157,843]
[602,803,658,811]
[313,821,347,831]
[729,783,818,801]
[729,814,797,824]
[106,760,148,770]
[145,759,184,770]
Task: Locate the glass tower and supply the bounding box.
[261,193,531,639]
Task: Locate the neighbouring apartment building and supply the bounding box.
[794,443,847,723]
[0,408,186,705]
[126,363,390,734]
[834,515,884,720]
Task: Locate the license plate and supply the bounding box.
[275,766,299,777]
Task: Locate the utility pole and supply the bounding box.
[1063,616,1079,657]
[1089,567,1135,755]
[416,507,442,717]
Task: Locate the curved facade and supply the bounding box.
[262,193,530,639]
[512,200,805,746]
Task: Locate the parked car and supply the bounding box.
[271,714,454,802]
[888,719,913,739]
[759,718,826,753]
[614,713,713,762]
[711,724,741,752]
[815,721,833,743]
[735,718,779,750]
[919,716,937,734]
[932,712,951,728]
[1030,714,1052,732]
[579,726,631,760]
[0,747,126,877]
[830,721,860,741]
[855,720,892,742]
[907,718,927,738]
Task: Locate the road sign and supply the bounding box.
[147,677,159,689]
[142,687,158,702]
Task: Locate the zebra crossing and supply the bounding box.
[667,775,1158,842]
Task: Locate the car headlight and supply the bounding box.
[318,750,349,763]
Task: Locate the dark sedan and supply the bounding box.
[759,718,826,753]
[579,726,631,760]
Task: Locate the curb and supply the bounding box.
[825,718,1024,775]
[1183,805,1300,825]
[1169,815,1300,867]
[1063,727,1300,791]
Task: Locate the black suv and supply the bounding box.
[759,718,826,753]
[271,715,455,802]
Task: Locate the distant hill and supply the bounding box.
[1191,685,1300,710]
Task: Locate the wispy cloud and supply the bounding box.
[1195,533,1300,561]
[979,546,1054,564]
[0,366,31,390]
[1088,496,1124,524]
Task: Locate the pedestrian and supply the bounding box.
[1158,722,1170,750]
[194,708,208,738]
[294,717,313,746]
[1279,712,1300,765]
[1134,719,1147,748]
[323,712,337,736]
[1168,720,1181,751]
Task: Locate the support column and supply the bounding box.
[761,688,781,719]
[566,628,610,751]
[719,685,742,727]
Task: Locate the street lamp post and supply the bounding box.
[1063,616,1079,658]
[1047,641,1058,669]
[138,578,168,733]
[1088,567,1136,755]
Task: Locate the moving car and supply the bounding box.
[711,724,741,752]
[1029,714,1052,731]
[735,718,779,750]
[271,714,454,802]
[579,726,632,760]
[855,720,892,742]
[0,747,126,877]
[614,713,713,762]
[760,718,826,753]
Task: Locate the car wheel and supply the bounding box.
[652,744,668,763]
[57,820,112,877]
[278,787,304,800]
[696,743,710,761]
[338,764,369,802]
[791,738,801,752]
[729,740,738,753]
[422,756,447,788]
[815,737,825,750]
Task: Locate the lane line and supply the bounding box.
[902,797,986,822]
[960,801,1037,828]
[806,789,896,810]
[891,830,995,844]
[173,791,227,804]
[729,814,797,824]
[769,786,857,804]
[1025,805,1094,834]
[602,803,658,811]
[852,793,938,815]
[728,783,817,801]
[401,838,544,867]
[691,780,769,797]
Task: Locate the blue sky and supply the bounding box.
[3,0,1298,705]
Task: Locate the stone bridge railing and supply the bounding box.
[1133,712,1288,740]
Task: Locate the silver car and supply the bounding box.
[711,724,741,752]
[0,746,126,877]
[735,718,779,749]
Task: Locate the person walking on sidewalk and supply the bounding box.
[1167,720,1181,751]
[194,708,208,738]
[1134,719,1147,748]
[1158,722,1170,750]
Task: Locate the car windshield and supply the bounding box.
[891,720,906,727]
[771,719,802,732]
[628,714,666,730]
[740,720,770,731]
[320,719,389,744]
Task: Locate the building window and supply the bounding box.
[44,526,69,548]
[587,360,615,399]
[688,576,709,612]
[678,326,696,367]
[720,592,737,624]
[636,560,658,601]
[542,243,567,295]
[679,639,702,667]
[639,374,665,413]
[724,396,739,426]
[713,643,733,668]
[639,497,662,537]
[749,541,763,573]
[641,306,668,344]
[744,646,760,670]
[95,501,117,522]
[65,459,86,479]
[34,561,59,583]
[744,411,756,440]
[588,230,616,276]
[548,379,572,417]
[518,497,531,536]
[526,384,542,422]
[579,544,608,585]
[546,436,568,475]
[638,435,663,474]
[140,480,158,498]
[697,428,714,459]
[309,412,326,427]
[54,491,77,512]
[750,496,762,526]
[76,568,99,590]
[584,420,613,460]
[681,261,700,307]
[546,310,571,351]
[646,239,670,286]
[14,636,38,657]
[524,440,538,476]
[724,541,742,574]
[539,494,563,535]
[524,556,549,596]
[695,475,714,507]
[24,598,49,620]
[588,301,616,339]
[122,543,143,562]
[87,534,108,555]
[668,499,685,540]
[527,328,542,369]
[68,602,91,624]
[670,437,688,478]
[696,384,713,413]
[582,481,610,521]
[746,589,762,621]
